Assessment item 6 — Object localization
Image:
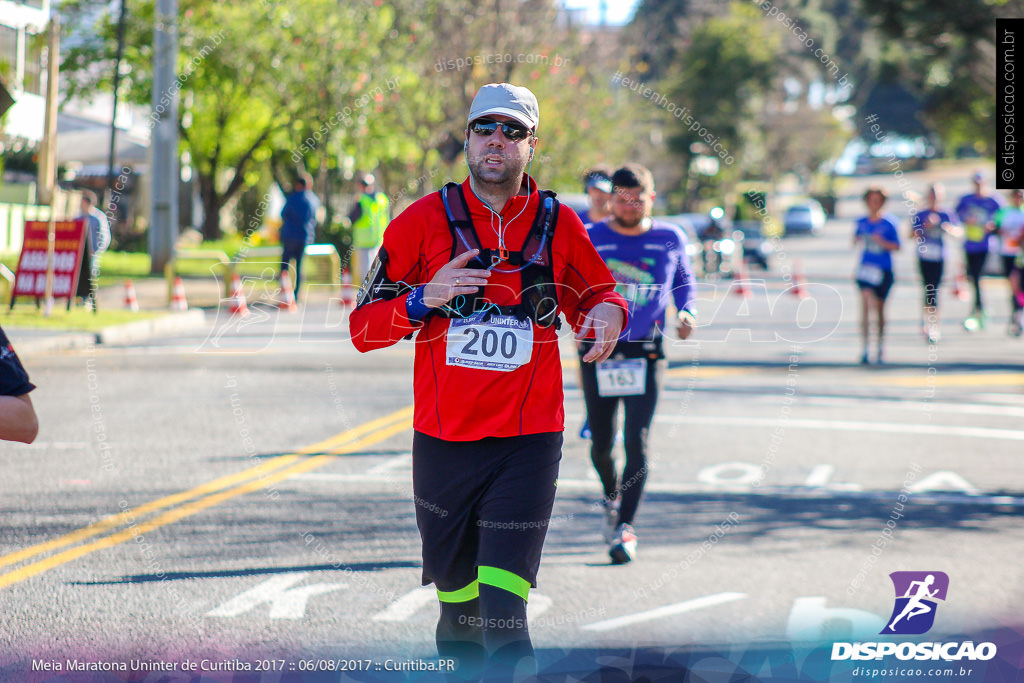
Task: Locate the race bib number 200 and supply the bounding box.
[446,313,533,372]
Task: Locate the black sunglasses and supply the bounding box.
[469,118,532,142]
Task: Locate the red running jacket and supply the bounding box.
[349,176,628,441]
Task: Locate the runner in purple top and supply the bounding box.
[580,163,696,564]
[954,171,1003,329]
[909,184,960,343]
[854,187,901,364]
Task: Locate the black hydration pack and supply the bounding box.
[436,182,561,328]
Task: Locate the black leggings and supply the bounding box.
[580,351,665,526]
[965,251,988,312]
[1004,255,1023,312]
[918,259,944,308]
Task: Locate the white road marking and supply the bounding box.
[908,471,980,495]
[787,597,884,641]
[372,586,435,622]
[804,465,834,487]
[796,395,1024,418]
[581,592,746,632]
[652,415,1024,442]
[206,573,346,620]
[284,473,1024,507]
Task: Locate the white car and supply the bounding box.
[783,201,826,236]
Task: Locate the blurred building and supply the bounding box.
[0,0,49,189]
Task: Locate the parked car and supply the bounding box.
[783,201,826,236]
[732,220,773,270]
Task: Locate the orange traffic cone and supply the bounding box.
[170,276,188,311]
[790,261,809,299]
[341,268,356,309]
[278,271,298,312]
[228,273,249,317]
[952,271,969,302]
[124,279,139,312]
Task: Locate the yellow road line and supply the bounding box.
[0,406,414,571]
[0,418,413,591]
[868,373,1024,388]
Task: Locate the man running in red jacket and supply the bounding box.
[350,83,627,678]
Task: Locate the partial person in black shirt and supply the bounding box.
[0,325,38,443]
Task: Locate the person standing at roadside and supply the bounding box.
[994,189,1024,336]
[280,173,319,302]
[347,173,390,282]
[74,190,111,308]
[909,184,959,343]
[955,172,1002,330]
[854,187,901,364]
[580,163,696,564]
[349,83,627,678]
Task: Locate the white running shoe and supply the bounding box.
[609,523,637,565]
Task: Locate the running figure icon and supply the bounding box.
[888,574,939,631]
[882,571,949,635]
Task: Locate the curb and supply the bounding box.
[9,309,208,356]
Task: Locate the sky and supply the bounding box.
[562,0,641,25]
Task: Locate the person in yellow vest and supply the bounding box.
[347,173,391,281]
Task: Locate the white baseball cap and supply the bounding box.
[468,83,539,131]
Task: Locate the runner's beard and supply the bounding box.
[614,212,645,229]
[468,152,529,194]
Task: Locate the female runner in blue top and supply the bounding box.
[854,187,901,364]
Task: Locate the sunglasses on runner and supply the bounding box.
[469,118,533,142]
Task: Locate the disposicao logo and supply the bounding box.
[881,571,949,635]
[832,571,997,663]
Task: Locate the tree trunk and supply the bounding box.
[198,172,222,241]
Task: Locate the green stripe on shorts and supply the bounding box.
[478,566,531,602]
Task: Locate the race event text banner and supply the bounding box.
[12,219,86,305]
[998,18,1024,188]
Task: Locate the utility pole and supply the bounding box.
[37,16,59,208]
[149,0,178,274]
[106,0,128,212]
[39,16,59,315]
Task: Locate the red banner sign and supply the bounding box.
[12,219,86,301]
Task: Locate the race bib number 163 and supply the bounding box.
[446,313,533,372]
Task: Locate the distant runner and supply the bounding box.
[580,163,696,564]
[955,172,1002,330]
[854,187,901,364]
[909,184,959,343]
[994,189,1024,336]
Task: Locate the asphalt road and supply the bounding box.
[1,169,1023,682]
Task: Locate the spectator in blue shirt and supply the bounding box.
[280,173,319,302]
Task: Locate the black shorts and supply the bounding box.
[412,431,562,598]
[856,269,895,301]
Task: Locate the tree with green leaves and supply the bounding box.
[659,2,780,205]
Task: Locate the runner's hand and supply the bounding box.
[677,319,694,340]
[578,302,625,363]
[422,250,491,309]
